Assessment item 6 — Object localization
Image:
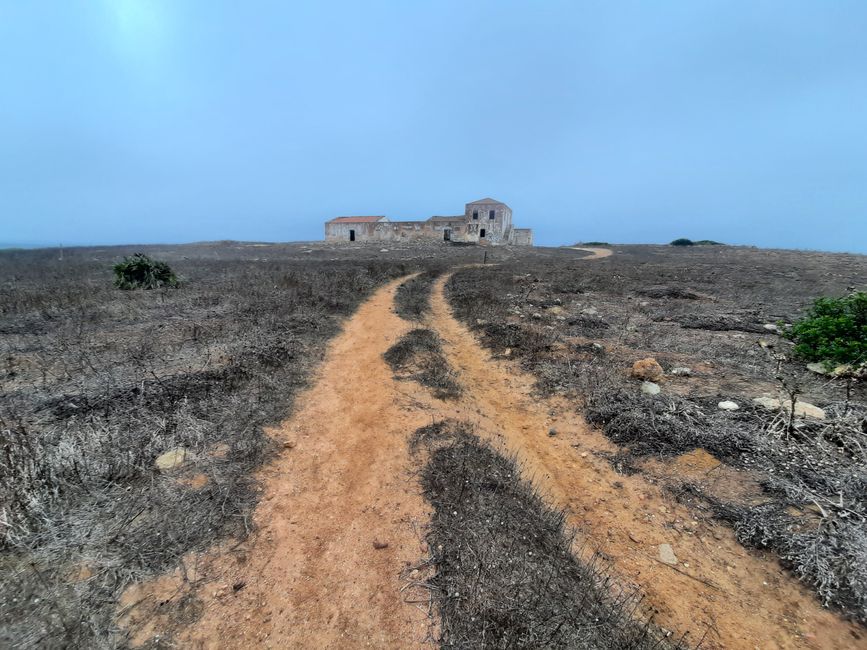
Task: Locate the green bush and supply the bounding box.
[113,253,178,290]
[785,292,867,366]
[694,239,724,246]
[670,238,694,246]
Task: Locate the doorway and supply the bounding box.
[349,229,355,242]
[480,228,486,238]
[443,229,451,241]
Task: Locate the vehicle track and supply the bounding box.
[120,258,863,650]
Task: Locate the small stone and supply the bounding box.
[752,396,826,419]
[581,306,599,316]
[641,381,661,396]
[532,312,543,319]
[503,347,512,356]
[379,249,389,252]
[758,339,774,349]
[658,543,678,565]
[373,540,389,550]
[154,448,192,472]
[283,440,296,449]
[763,323,781,333]
[806,361,830,375]
[548,428,557,437]
[670,367,691,377]
[718,400,740,411]
[631,358,664,381]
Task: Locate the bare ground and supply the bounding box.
[121,255,864,649]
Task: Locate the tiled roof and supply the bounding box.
[427,215,465,222]
[466,198,505,205]
[328,216,385,223]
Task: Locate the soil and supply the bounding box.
[120,259,865,649]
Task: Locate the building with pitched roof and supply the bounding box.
[324,199,532,245]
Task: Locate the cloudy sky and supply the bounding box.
[1,1,865,251]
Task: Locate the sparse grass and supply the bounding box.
[384,328,462,400]
[445,244,867,623]
[411,420,682,649]
[393,269,442,321]
[0,245,438,649]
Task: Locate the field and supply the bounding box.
[1,241,866,648]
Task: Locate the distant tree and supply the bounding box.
[670,238,694,246]
[114,253,178,290]
[785,292,867,367]
[694,240,724,246]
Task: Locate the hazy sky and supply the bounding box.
[1,1,866,251]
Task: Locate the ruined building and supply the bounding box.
[324,198,533,245]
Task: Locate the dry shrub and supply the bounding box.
[384,329,461,400]
[411,420,683,649]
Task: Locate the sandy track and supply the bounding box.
[567,246,613,259]
[120,276,436,648]
[425,273,863,650]
[121,261,863,650]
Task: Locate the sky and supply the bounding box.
[1,1,866,252]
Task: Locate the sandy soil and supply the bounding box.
[424,274,863,650]
[566,246,614,258]
[119,276,438,648]
[120,261,864,650]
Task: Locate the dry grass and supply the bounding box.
[410,420,684,649]
[0,243,451,648]
[384,328,462,400]
[446,244,867,624]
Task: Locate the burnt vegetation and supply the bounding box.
[393,269,442,321]
[411,420,684,649]
[0,243,457,648]
[447,244,867,624]
[384,328,462,400]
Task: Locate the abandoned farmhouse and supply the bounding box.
[324,198,533,245]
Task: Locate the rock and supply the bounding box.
[807,361,831,375]
[503,347,512,357]
[532,312,543,319]
[718,400,740,411]
[641,381,661,396]
[763,323,781,333]
[154,448,192,471]
[752,396,826,419]
[758,339,774,349]
[670,367,691,377]
[631,358,664,381]
[658,543,678,565]
[548,428,557,437]
[581,306,599,316]
[831,364,854,377]
[591,343,604,351]
[379,249,389,252]
[373,540,389,550]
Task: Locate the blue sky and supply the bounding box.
[1,1,866,251]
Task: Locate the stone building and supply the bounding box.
[324,198,532,245]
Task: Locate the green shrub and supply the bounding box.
[785,292,867,366]
[113,253,178,290]
[670,238,694,246]
[694,239,724,246]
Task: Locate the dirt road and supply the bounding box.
[121,262,863,649]
[567,246,613,259]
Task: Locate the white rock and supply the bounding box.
[718,400,740,411]
[670,367,692,377]
[658,543,678,565]
[581,306,599,316]
[641,381,661,396]
[763,323,781,333]
[806,362,830,375]
[752,396,826,420]
[155,448,192,471]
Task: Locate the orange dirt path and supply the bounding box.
[120,276,436,648]
[423,273,864,650]
[120,262,864,650]
[566,246,613,258]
